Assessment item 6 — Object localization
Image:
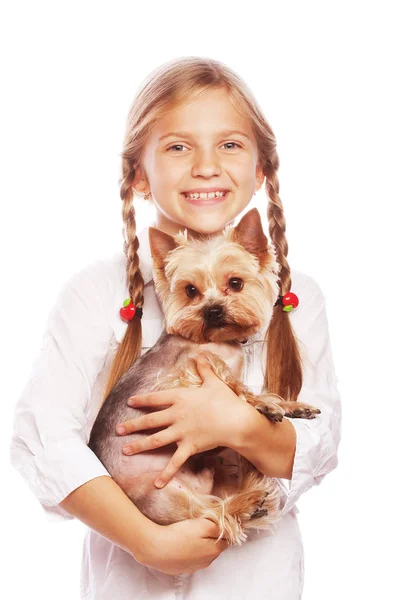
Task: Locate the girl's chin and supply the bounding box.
[182,214,230,236]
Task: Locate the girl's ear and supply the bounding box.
[255,162,265,191]
[132,165,150,194]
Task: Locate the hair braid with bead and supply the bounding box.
[263,153,303,401]
[102,162,145,400]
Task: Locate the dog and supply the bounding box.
[88,208,320,545]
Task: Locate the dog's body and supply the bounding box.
[89,334,254,533]
[88,209,320,545]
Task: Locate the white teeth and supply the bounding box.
[184,191,227,199]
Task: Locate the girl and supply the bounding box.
[10,56,341,599]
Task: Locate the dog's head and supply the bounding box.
[148,208,280,343]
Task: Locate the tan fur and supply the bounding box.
[150,211,280,346]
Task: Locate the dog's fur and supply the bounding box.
[88,208,320,545]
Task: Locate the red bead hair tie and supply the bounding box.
[274,292,299,312]
[119,298,143,321]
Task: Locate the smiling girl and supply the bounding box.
[10,57,341,599]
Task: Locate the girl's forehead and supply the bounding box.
[150,88,253,140]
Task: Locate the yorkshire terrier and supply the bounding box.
[88,208,320,546]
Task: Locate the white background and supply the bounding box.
[2,1,399,598]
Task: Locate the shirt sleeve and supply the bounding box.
[278,276,342,515]
[9,260,114,523]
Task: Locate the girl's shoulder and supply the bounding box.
[65,226,154,309]
[290,268,325,304]
[289,269,328,343]
[94,228,162,347]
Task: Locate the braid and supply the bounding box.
[265,155,290,293]
[263,154,303,402]
[121,173,145,309]
[102,162,145,402]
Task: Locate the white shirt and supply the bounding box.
[10,225,342,599]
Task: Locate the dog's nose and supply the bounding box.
[204,305,224,324]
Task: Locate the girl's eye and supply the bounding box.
[186,284,198,298]
[167,144,187,152]
[228,277,244,291]
[222,142,241,150]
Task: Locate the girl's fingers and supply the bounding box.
[195,356,216,384]
[127,390,176,408]
[121,426,179,455]
[116,407,173,435]
[153,444,192,488]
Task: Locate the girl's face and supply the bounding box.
[133,87,265,236]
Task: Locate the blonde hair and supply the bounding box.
[103,56,302,402]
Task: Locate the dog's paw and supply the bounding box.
[284,403,321,420]
[256,403,285,423]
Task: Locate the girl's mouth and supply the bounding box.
[181,191,229,206]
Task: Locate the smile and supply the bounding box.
[182,191,229,205]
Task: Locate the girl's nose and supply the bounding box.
[191,148,221,177]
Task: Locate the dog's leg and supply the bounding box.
[276,399,321,419]
[244,393,286,422]
[210,455,283,541]
[187,353,321,421]
[161,352,321,423]
[185,463,282,546]
[252,394,321,420]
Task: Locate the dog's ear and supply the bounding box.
[232,208,269,261]
[149,227,179,267]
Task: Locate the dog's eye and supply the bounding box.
[185,284,198,298]
[228,277,244,291]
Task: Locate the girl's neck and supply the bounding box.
[154,212,225,240]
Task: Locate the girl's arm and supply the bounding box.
[10,258,228,573]
[59,475,156,558]
[233,411,296,479]
[59,476,229,572]
[10,259,115,524]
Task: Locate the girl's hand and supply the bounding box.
[137,518,229,575]
[115,356,252,488]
